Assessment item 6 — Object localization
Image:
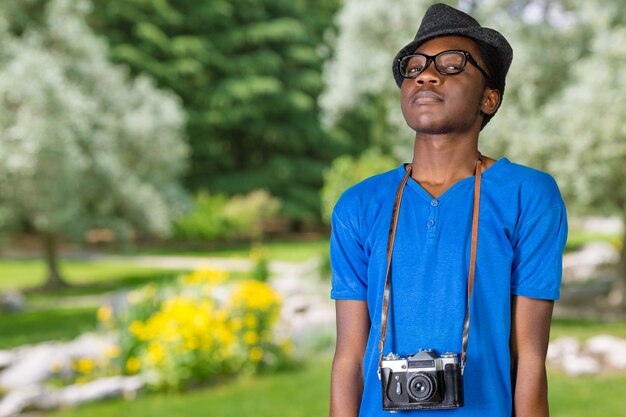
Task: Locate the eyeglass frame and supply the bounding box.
[397,50,491,82]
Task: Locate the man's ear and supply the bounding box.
[481,88,501,116]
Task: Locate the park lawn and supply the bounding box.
[551,317,626,340]
[549,372,626,417]
[40,357,626,417]
[0,259,183,292]
[44,360,333,417]
[0,306,97,349]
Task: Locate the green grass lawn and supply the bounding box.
[549,372,626,417]
[0,259,183,292]
[551,317,626,340]
[0,306,97,349]
[38,357,626,417]
[44,361,333,417]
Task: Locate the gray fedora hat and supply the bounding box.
[392,3,513,88]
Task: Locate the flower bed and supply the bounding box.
[97,268,290,390]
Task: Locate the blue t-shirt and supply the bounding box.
[330,159,567,417]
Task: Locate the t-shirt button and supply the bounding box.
[430,199,439,207]
[427,219,435,227]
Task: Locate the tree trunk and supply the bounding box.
[607,219,626,309]
[41,232,68,290]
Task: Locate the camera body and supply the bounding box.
[380,349,463,411]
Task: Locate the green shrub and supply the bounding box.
[321,149,397,223]
[173,190,281,241]
[173,192,232,240]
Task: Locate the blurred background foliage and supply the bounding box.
[0,0,625,415]
[0,0,623,293]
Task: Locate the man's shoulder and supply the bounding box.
[333,165,403,219]
[490,159,565,218]
[491,159,562,198]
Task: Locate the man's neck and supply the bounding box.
[409,132,481,197]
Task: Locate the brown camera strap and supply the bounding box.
[377,157,482,376]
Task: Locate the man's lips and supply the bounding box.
[411,90,443,104]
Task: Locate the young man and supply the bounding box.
[329,4,567,417]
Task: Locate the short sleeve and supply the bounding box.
[330,210,368,300]
[511,204,568,300]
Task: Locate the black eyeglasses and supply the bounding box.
[398,50,490,81]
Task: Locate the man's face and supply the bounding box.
[400,35,497,135]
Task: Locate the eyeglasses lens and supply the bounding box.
[400,51,467,78]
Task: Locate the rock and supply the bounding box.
[56,376,143,407]
[0,384,52,417]
[0,343,65,390]
[0,291,25,313]
[65,333,116,358]
[0,333,115,390]
[562,242,619,282]
[546,337,602,376]
[561,354,601,376]
[586,335,626,369]
[0,351,13,371]
[547,337,580,363]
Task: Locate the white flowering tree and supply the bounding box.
[319,0,434,156]
[0,0,189,288]
[536,3,626,306]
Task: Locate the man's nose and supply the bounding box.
[415,61,442,85]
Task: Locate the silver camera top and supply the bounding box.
[382,350,459,373]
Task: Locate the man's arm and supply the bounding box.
[330,300,370,417]
[510,295,554,417]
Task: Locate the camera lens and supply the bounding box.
[407,373,437,401]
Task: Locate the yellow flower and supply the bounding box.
[231,317,243,331]
[129,320,145,339]
[182,268,229,286]
[74,358,95,374]
[147,342,165,365]
[230,280,281,312]
[104,345,121,358]
[244,313,258,328]
[244,330,259,345]
[97,305,113,322]
[249,347,263,362]
[125,356,141,374]
[280,340,294,355]
[250,246,268,262]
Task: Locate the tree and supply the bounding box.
[0,0,188,288]
[534,2,626,307]
[320,0,437,159]
[88,0,342,221]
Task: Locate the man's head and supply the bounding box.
[392,3,512,129]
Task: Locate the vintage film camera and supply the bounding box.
[380,349,463,411]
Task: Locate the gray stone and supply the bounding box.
[0,351,13,371]
[56,376,143,407]
[586,335,626,369]
[561,354,601,376]
[0,384,52,417]
[546,337,580,363]
[0,291,25,313]
[562,242,619,282]
[0,343,65,390]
